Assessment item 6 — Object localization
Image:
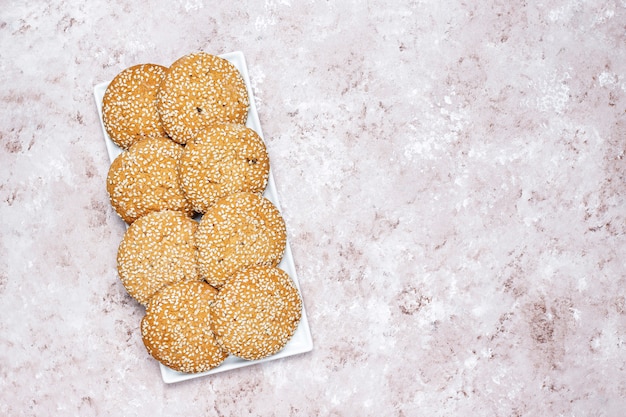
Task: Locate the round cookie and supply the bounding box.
[106,136,193,224]
[102,64,168,150]
[178,122,270,213]
[156,52,249,145]
[141,280,228,373]
[196,192,287,288]
[116,210,201,306]
[210,265,302,361]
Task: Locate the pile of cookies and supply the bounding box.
[102,52,302,374]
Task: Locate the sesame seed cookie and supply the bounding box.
[102,64,168,150]
[141,280,228,373]
[196,192,287,288]
[157,52,249,145]
[210,265,302,361]
[106,136,193,224]
[178,122,270,213]
[116,210,201,306]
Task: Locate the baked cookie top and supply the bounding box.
[196,192,287,288]
[106,136,193,224]
[210,265,302,361]
[102,64,168,150]
[178,122,270,213]
[116,210,201,306]
[157,52,249,145]
[141,280,228,373]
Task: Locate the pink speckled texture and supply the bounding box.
[1,1,625,416]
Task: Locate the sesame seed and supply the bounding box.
[156,53,249,145]
[102,64,168,150]
[196,192,287,289]
[106,136,194,224]
[117,210,201,306]
[178,122,270,213]
[209,265,302,361]
[141,280,228,373]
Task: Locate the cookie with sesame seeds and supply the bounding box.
[106,136,193,224]
[102,64,169,150]
[178,122,270,213]
[156,52,249,145]
[196,192,287,288]
[116,210,201,306]
[141,280,228,373]
[210,265,302,361]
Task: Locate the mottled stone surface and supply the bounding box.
[1,1,625,416]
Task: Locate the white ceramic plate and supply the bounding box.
[93,51,313,384]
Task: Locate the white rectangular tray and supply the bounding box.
[93,51,313,384]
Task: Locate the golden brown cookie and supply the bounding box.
[178,122,270,213]
[102,64,168,150]
[106,136,193,224]
[116,210,201,306]
[210,265,302,361]
[157,52,249,145]
[196,192,287,288]
[141,280,228,373]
